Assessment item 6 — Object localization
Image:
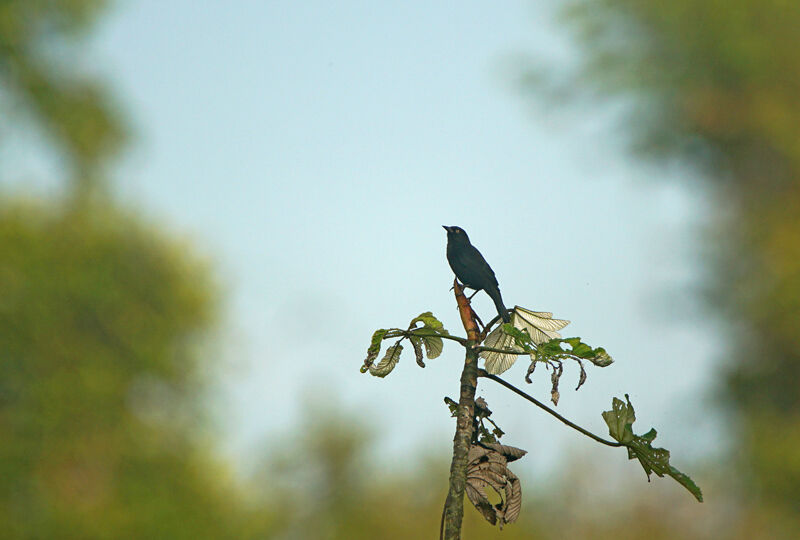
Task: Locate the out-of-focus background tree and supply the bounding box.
[0,2,267,537]
[1,0,798,538]
[521,0,800,537]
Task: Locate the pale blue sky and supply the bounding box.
[6,1,723,481]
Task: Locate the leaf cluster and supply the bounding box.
[473,396,505,444]
[493,323,613,405]
[465,442,526,529]
[361,312,451,378]
[445,396,508,445]
[602,395,703,502]
[527,335,613,405]
[360,308,703,512]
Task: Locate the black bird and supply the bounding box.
[443,225,510,322]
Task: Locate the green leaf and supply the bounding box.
[641,428,657,442]
[602,395,636,444]
[408,311,447,359]
[502,325,535,352]
[590,347,614,367]
[420,334,443,359]
[409,311,448,335]
[666,466,704,503]
[603,395,703,502]
[570,342,592,357]
[537,338,565,357]
[534,337,614,367]
[362,329,388,372]
[369,344,403,378]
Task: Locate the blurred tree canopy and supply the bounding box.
[0,0,125,199]
[0,2,269,537]
[0,203,269,537]
[533,0,800,516]
[4,0,799,537]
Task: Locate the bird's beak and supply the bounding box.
[442,225,450,232]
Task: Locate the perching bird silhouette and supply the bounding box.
[443,225,510,323]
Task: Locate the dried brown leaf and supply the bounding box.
[505,471,522,524]
[480,442,528,462]
[475,396,491,417]
[465,482,496,525]
[576,360,587,391]
[550,362,563,405]
[525,359,537,384]
[465,441,527,528]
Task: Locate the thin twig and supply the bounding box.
[482,308,511,332]
[383,329,469,346]
[475,345,527,355]
[478,369,623,448]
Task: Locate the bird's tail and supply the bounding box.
[487,285,510,323]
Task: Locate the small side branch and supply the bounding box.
[479,369,622,448]
[382,328,468,346]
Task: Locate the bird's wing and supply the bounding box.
[464,245,498,284]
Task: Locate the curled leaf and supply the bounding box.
[590,347,614,367]
[410,336,425,368]
[524,360,536,384]
[601,395,636,444]
[550,361,563,406]
[575,360,587,391]
[408,311,448,334]
[480,442,528,462]
[465,442,527,528]
[368,344,403,378]
[475,397,491,417]
[362,328,388,371]
[408,312,447,359]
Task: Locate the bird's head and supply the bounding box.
[443,225,470,242]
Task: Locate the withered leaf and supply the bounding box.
[465,441,527,528]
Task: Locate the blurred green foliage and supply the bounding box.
[252,404,800,540]
[253,401,551,540]
[1,2,269,537]
[3,0,799,537]
[535,0,800,518]
[0,0,126,198]
[0,202,273,538]
[558,0,800,180]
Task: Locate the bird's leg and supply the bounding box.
[467,290,479,301]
